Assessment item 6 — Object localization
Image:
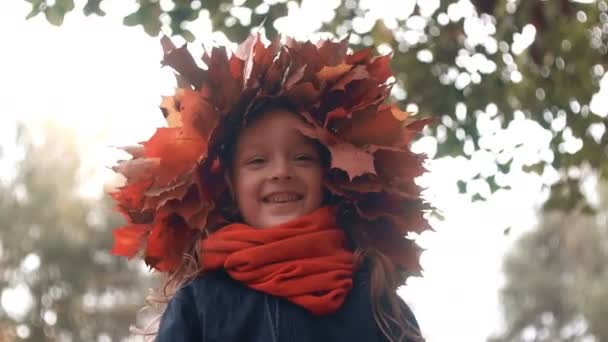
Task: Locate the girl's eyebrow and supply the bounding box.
[238,142,267,152]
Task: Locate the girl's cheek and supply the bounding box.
[241,170,263,193]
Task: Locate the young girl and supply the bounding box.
[110,34,432,342]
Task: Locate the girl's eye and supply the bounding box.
[295,154,316,162]
[246,157,266,165]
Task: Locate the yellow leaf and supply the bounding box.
[316,63,353,83]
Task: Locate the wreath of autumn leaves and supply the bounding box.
[110,34,433,280]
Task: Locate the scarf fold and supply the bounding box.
[200,206,354,315]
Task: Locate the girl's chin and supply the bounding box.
[255,206,311,228]
[258,213,302,228]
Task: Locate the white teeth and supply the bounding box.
[264,193,301,203]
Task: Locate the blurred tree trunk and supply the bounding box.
[490,181,608,341]
[0,122,155,341]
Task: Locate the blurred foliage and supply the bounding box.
[489,182,608,342]
[0,123,153,341]
[22,0,608,210]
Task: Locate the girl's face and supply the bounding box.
[228,108,325,228]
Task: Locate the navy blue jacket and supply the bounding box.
[157,268,420,341]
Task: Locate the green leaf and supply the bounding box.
[123,2,162,36]
[83,0,105,16]
[180,29,196,42]
[457,180,467,194]
[44,6,66,26]
[25,0,44,19]
[486,175,500,193]
[471,193,484,202]
[497,158,512,174]
[142,16,162,36]
[123,12,140,27]
[57,0,75,12]
[522,162,545,175]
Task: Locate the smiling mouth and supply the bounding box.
[262,193,303,203]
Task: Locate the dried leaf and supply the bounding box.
[143,178,191,210]
[110,223,150,258]
[356,193,431,235]
[297,120,376,180]
[325,171,383,197]
[143,127,206,187]
[207,46,242,112]
[332,104,415,147]
[368,54,393,83]
[161,36,206,88]
[316,63,353,83]
[112,158,160,183]
[144,212,197,272]
[317,36,349,66]
[111,179,152,212]
[324,107,350,126]
[371,147,427,181]
[367,225,423,273]
[331,65,369,91]
[177,89,219,140]
[286,82,320,107]
[263,48,289,93]
[284,64,307,90]
[345,47,373,65]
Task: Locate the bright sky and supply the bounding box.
[0,1,578,341]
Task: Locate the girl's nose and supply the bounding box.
[269,158,292,180]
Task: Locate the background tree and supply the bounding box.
[21,0,608,211]
[0,123,153,341]
[489,181,608,342]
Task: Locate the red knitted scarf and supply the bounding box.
[200,206,355,315]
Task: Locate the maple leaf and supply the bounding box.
[296,117,376,180]
[324,107,350,125]
[345,47,373,65]
[143,127,206,187]
[112,158,159,184]
[331,65,369,91]
[263,48,290,94]
[143,178,191,210]
[333,104,414,147]
[367,54,393,83]
[316,36,349,66]
[366,224,424,274]
[371,148,428,181]
[206,46,242,112]
[285,39,323,75]
[355,193,432,235]
[324,170,383,198]
[316,63,353,84]
[176,88,219,140]
[236,33,278,88]
[160,36,206,88]
[144,210,198,272]
[161,185,210,225]
[336,79,383,112]
[110,223,151,259]
[110,179,152,214]
[286,82,320,107]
